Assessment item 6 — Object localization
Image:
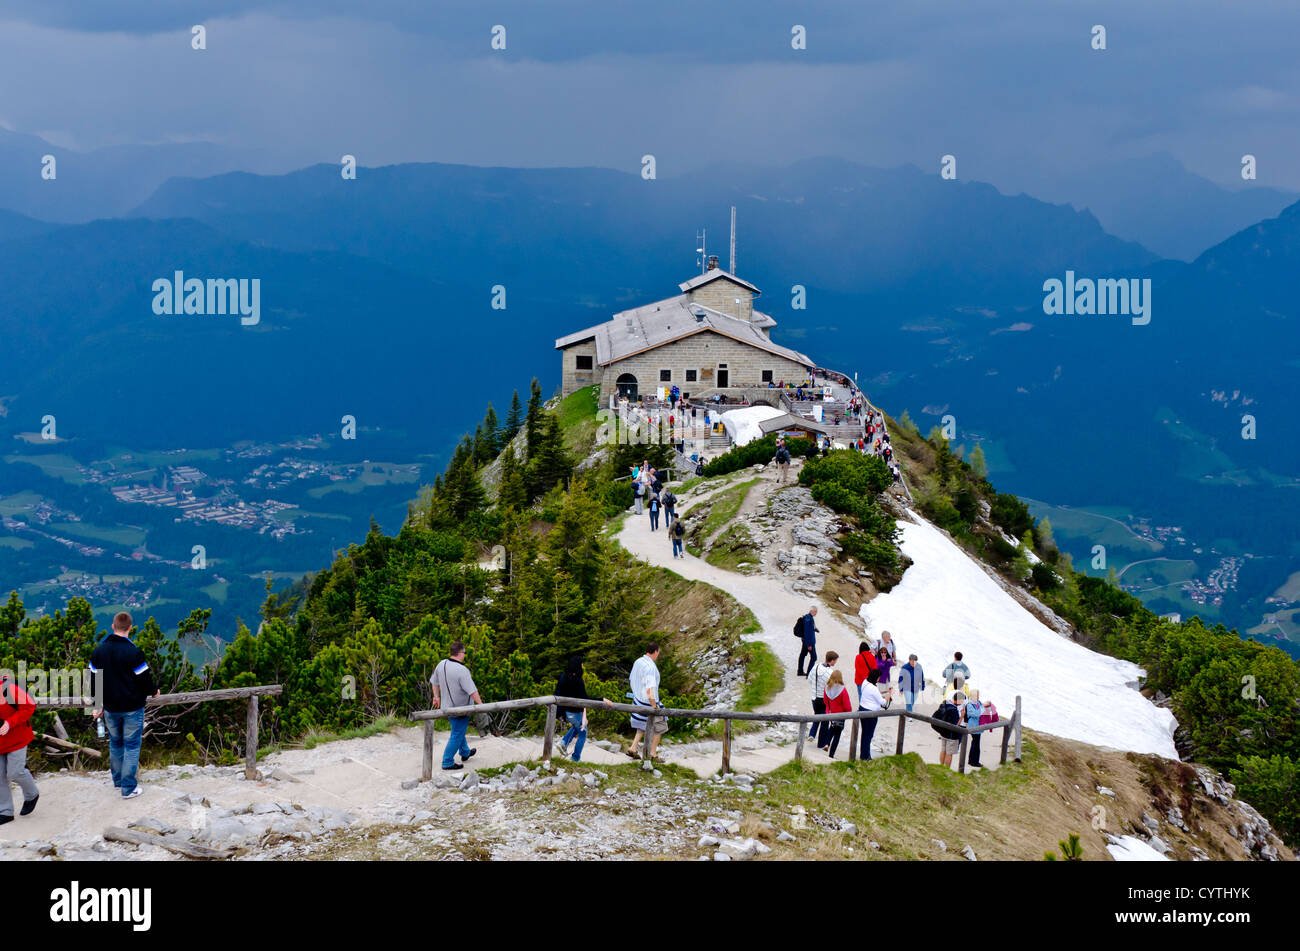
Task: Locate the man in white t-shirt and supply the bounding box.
[430,641,482,771]
[625,643,666,760]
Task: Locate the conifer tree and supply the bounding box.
[525,412,571,500]
[525,377,543,462]
[969,444,989,481]
[483,403,501,454]
[504,389,524,441]
[496,447,528,511]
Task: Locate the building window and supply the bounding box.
[718,363,728,369]
[761,369,773,382]
[659,369,672,382]
[685,369,698,382]
[575,354,593,370]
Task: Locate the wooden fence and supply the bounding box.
[33,685,283,780]
[413,694,1021,781]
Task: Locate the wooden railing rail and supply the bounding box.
[413,693,1022,780]
[32,684,283,780]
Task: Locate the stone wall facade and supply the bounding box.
[687,279,754,322]
[560,329,807,401]
[559,338,599,397]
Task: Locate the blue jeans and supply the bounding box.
[665,508,675,526]
[561,711,587,761]
[672,537,683,557]
[442,715,472,768]
[903,691,916,712]
[649,509,659,530]
[858,707,879,760]
[104,707,145,796]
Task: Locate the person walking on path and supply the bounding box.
[661,488,677,526]
[430,641,482,771]
[853,640,878,705]
[554,656,613,763]
[897,654,925,712]
[648,492,661,531]
[808,651,837,743]
[626,643,667,761]
[941,652,971,689]
[872,630,898,662]
[633,477,645,515]
[963,689,985,769]
[876,647,896,707]
[822,670,853,758]
[856,670,885,761]
[89,611,159,799]
[796,606,819,677]
[934,691,964,769]
[774,440,792,483]
[670,518,686,558]
[0,672,38,824]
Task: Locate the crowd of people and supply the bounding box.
[796,607,998,768]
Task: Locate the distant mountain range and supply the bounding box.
[2,150,1298,636]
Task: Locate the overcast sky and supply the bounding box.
[1,0,1298,191]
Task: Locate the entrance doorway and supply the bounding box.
[615,373,639,400]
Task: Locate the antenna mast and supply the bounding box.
[729,206,736,274]
[696,228,707,275]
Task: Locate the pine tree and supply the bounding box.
[483,403,501,454]
[497,447,528,511]
[525,377,543,462]
[526,412,572,500]
[898,409,919,435]
[504,389,524,441]
[969,444,989,481]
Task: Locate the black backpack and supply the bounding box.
[792,618,804,639]
[931,701,961,740]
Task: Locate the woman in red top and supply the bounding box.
[0,674,39,823]
[853,641,878,705]
[822,670,853,758]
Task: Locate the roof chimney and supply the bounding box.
[707,254,719,271]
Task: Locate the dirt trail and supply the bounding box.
[620,466,996,773]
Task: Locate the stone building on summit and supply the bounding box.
[554,260,814,403]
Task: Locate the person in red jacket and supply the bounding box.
[853,641,878,705]
[0,673,39,824]
[821,670,853,758]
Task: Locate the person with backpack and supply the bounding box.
[554,656,614,763]
[430,641,482,771]
[661,488,677,526]
[648,492,661,531]
[897,654,925,712]
[633,477,645,515]
[821,669,853,758]
[875,646,896,707]
[0,672,38,825]
[808,650,837,743]
[774,440,792,483]
[963,689,987,769]
[853,640,878,705]
[795,606,819,677]
[934,691,964,769]
[670,518,686,558]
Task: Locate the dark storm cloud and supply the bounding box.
[0,0,1296,189]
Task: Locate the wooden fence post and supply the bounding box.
[542,703,557,763]
[1013,695,1023,762]
[643,714,656,763]
[795,721,805,762]
[957,733,969,774]
[422,720,435,781]
[1000,721,1011,765]
[244,695,259,780]
[849,717,859,762]
[721,718,732,775]
[895,713,906,756]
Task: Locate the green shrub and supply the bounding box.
[701,435,816,477]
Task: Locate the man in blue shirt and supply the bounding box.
[796,606,819,677]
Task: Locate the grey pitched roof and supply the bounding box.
[555,292,812,368]
[758,414,829,436]
[678,268,761,295]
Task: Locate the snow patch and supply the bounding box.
[1106,835,1172,861]
[720,406,786,447]
[859,512,1178,758]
